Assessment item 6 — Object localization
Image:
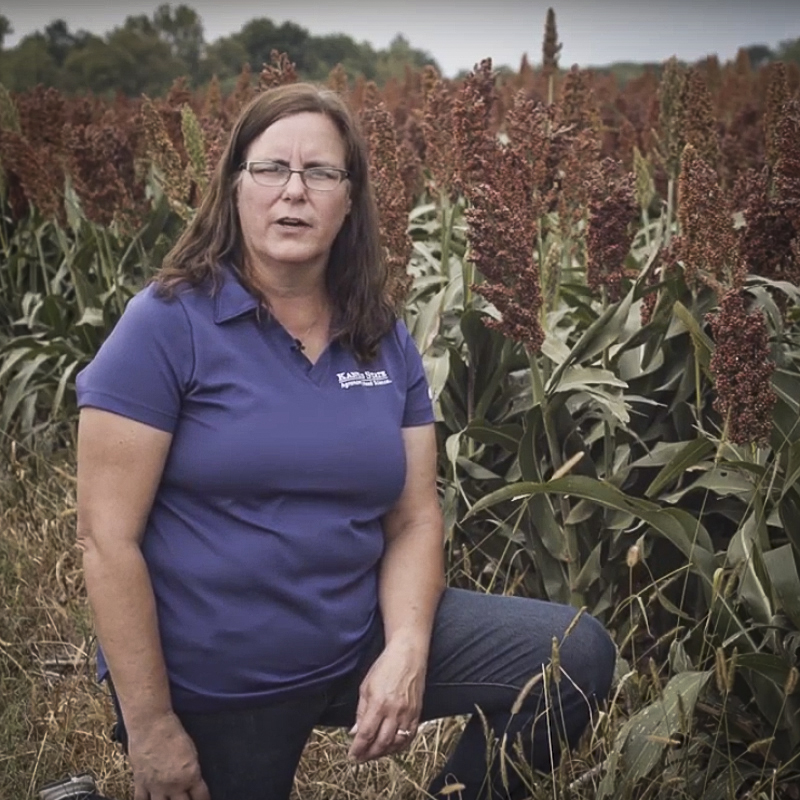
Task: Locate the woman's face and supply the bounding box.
[236,111,352,277]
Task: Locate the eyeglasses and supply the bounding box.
[240,160,350,192]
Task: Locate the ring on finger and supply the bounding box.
[396,728,412,738]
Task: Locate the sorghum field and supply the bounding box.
[2,14,800,800]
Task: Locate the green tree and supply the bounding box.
[121,14,159,38]
[0,15,12,49]
[62,34,126,94]
[306,34,376,80]
[776,37,800,65]
[236,18,310,73]
[0,33,59,91]
[374,34,438,82]
[198,35,249,84]
[744,43,775,69]
[107,19,185,95]
[153,3,205,73]
[44,20,78,66]
[62,16,184,96]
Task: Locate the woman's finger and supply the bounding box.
[366,715,404,760]
[189,779,212,800]
[348,704,382,761]
[386,723,417,754]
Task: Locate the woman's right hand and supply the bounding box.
[128,712,211,800]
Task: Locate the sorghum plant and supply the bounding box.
[542,7,561,105]
[360,96,414,308]
[677,143,744,295]
[656,57,687,183]
[707,288,777,445]
[763,62,789,173]
[451,58,497,198]
[681,67,721,172]
[139,96,192,218]
[63,122,142,229]
[419,65,456,198]
[259,50,299,91]
[465,142,544,352]
[585,159,638,301]
[736,168,800,289]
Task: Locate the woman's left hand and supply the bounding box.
[347,637,427,763]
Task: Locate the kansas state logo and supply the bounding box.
[336,370,393,389]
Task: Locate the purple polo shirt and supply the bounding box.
[76,268,434,712]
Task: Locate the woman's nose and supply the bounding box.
[282,171,307,197]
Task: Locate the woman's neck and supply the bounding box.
[246,257,326,307]
[245,260,331,349]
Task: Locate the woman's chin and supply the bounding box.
[251,248,329,273]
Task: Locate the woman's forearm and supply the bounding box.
[82,540,172,731]
[379,425,445,657]
[379,514,445,655]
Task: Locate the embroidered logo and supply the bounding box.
[336,370,393,389]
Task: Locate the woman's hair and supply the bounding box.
[155,83,395,362]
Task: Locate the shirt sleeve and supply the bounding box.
[396,320,435,428]
[75,285,195,433]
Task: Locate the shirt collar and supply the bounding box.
[213,265,261,324]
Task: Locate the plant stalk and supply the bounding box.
[529,350,584,606]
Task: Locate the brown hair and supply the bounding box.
[155,83,395,362]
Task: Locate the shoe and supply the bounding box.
[38,773,111,800]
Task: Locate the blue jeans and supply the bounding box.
[112,588,615,800]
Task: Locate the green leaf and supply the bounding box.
[779,440,800,502]
[540,333,571,366]
[422,351,450,408]
[51,359,80,419]
[0,347,30,384]
[645,437,716,498]
[772,369,800,415]
[599,670,712,798]
[474,344,516,420]
[547,290,634,392]
[549,366,627,394]
[77,306,105,327]
[663,466,755,504]
[527,493,570,561]
[565,499,596,526]
[517,408,543,483]
[466,476,717,586]
[463,420,523,452]
[778,488,800,557]
[1,352,52,430]
[727,515,774,626]
[412,284,445,353]
[573,541,603,593]
[736,652,794,689]
[455,457,501,481]
[409,202,438,221]
[672,300,713,375]
[569,386,630,424]
[762,544,800,630]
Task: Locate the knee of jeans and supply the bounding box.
[559,614,616,702]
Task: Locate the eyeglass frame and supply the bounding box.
[239,160,350,191]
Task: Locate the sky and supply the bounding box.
[3,0,799,77]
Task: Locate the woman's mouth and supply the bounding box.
[276,217,310,227]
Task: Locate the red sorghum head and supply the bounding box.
[708,289,776,446]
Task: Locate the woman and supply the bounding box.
[76,83,616,800]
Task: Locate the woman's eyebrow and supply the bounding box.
[251,157,342,168]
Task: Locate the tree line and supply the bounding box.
[0,4,440,96]
[0,4,797,98]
